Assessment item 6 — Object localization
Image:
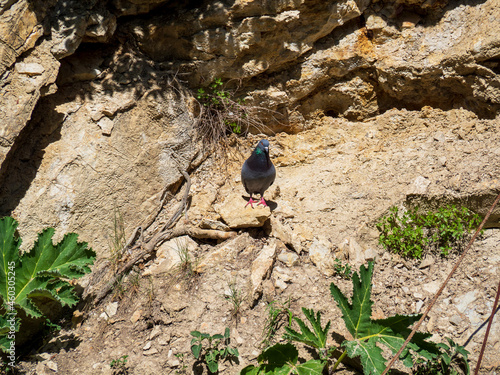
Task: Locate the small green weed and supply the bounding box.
[174,353,188,374]
[377,205,482,258]
[261,299,293,349]
[175,240,200,282]
[196,78,246,136]
[194,78,277,155]
[414,338,470,375]
[190,328,239,374]
[110,355,129,374]
[224,280,245,321]
[333,258,352,279]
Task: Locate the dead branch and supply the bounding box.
[85,167,192,307]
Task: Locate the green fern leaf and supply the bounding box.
[330,262,439,375]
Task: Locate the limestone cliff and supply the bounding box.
[0,0,499,251]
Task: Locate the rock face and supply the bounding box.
[1,0,499,250]
[1,1,500,372]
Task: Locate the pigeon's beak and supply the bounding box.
[264,146,269,153]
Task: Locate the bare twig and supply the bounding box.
[381,191,500,375]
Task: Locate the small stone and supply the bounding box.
[105,302,119,318]
[455,291,477,313]
[45,360,58,372]
[169,358,180,366]
[449,315,462,326]
[149,325,162,340]
[199,219,230,231]
[347,237,365,266]
[415,300,424,313]
[97,116,114,135]
[144,347,159,356]
[364,248,377,262]
[422,281,440,295]
[251,240,278,302]
[411,176,430,194]
[419,256,434,269]
[269,216,293,247]
[16,62,45,76]
[143,341,152,350]
[309,237,335,276]
[277,252,299,266]
[433,131,446,142]
[275,278,288,291]
[130,309,142,323]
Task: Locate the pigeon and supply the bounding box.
[241,139,276,208]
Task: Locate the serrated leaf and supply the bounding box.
[293,360,325,375]
[330,262,440,375]
[284,308,330,355]
[344,339,386,375]
[242,343,325,375]
[0,313,19,354]
[12,228,95,317]
[0,217,95,351]
[258,343,298,367]
[0,217,21,306]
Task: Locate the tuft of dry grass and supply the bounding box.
[193,78,283,158]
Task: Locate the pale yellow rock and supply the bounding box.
[251,240,277,302]
[215,193,271,229]
[309,237,335,277]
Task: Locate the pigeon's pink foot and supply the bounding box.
[257,197,268,207]
[245,197,257,208]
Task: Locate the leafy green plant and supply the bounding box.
[377,205,482,258]
[0,216,96,353]
[329,262,439,374]
[334,258,352,279]
[190,327,239,373]
[261,299,293,349]
[110,354,129,374]
[242,262,442,375]
[240,343,325,375]
[414,338,470,375]
[283,307,333,361]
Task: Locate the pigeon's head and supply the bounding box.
[256,139,270,155]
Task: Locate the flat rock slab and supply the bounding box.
[215,193,271,229]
